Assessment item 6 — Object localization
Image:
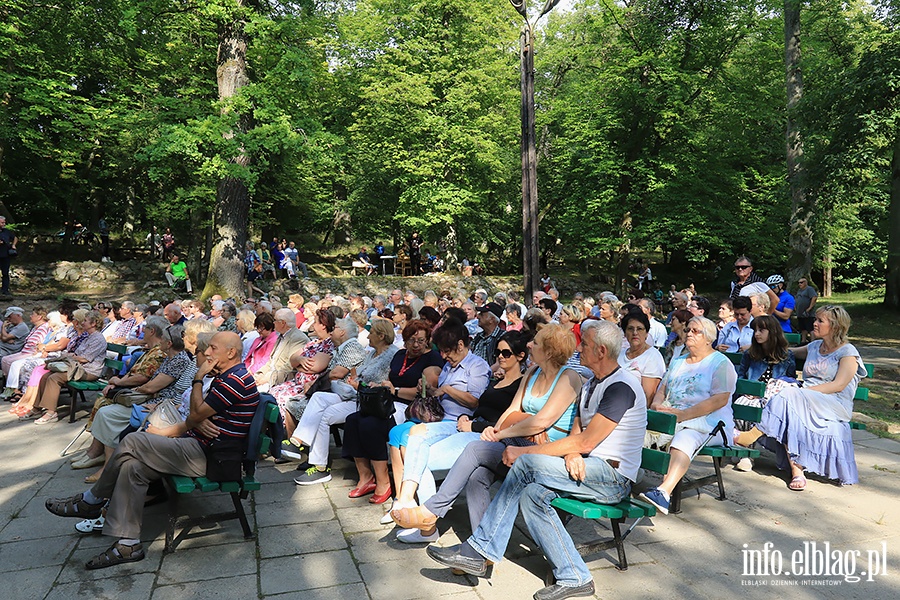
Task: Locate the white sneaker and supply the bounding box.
[396,527,439,544]
[734,457,754,472]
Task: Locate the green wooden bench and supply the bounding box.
[163,401,278,553]
[723,352,872,430]
[63,342,128,422]
[669,378,764,513]
[549,409,676,571]
[784,332,801,345]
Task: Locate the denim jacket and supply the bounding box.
[737,350,796,382]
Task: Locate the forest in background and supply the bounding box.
[2,0,899,303]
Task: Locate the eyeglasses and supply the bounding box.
[497,349,515,359]
[685,327,704,336]
[734,265,751,270]
[406,337,428,346]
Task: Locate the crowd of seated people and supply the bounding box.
[10,254,866,595]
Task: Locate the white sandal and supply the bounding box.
[75,514,105,534]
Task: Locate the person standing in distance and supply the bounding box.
[0,216,19,299]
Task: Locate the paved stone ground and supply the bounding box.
[2,401,899,600]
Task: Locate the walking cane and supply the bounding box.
[61,425,87,457]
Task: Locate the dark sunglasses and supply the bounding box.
[734,265,751,270]
[497,349,515,359]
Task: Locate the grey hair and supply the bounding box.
[121,301,135,311]
[211,300,224,310]
[373,294,386,306]
[580,319,623,361]
[195,332,215,355]
[751,292,771,311]
[639,298,656,314]
[688,316,718,344]
[274,308,295,325]
[144,316,169,338]
[335,317,358,338]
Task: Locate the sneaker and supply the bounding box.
[533,581,596,600]
[396,527,439,544]
[734,457,754,472]
[639,488,670,515]
[280,439,306,461]
[294,466,332,485]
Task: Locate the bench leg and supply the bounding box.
[610,518,628,571]
[331,424,342,447]
[713,457,726,501]
[670,482,683,515]
[165,489,180,553]
[231,491,252,539]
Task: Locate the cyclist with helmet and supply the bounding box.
[766,275,795,333]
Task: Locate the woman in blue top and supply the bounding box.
[738,306,866,489]
[391,323,581,543]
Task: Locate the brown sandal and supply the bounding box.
[391,505,438,530]
[85,542,145,570]
[45,493,104,519]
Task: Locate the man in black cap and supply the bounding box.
[470,302,504,365]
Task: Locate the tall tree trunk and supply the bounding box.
[520,24,540,301]
[202,5,252,300]
[885,131,900,309]
[784,0,813,287]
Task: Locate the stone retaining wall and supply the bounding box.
[9,260,604,303]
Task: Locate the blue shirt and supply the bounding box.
[775,291,796,332]
[436,351,491,419]
[718,319,754,353]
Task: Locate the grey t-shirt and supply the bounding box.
[795,286,818,317]
[0,321,31,355]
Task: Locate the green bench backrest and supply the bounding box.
[643,410,677,475]
[735,378,765,397]
[784,333,801,345]
[107,342,128,356]
[105,358,125,372]
[725,352,742,365]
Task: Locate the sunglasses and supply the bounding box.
[497,349,515,359]
[734,265,751,270]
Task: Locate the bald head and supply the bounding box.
[164,303,183,324]
[205,331,244,373]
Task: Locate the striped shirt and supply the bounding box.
[186,363,259,447]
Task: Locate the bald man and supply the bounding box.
[45,331,259,570]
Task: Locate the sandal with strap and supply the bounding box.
[75,512,106,534]
[391,505,438,531]
[85,542,145,570]
[45,493,105,519]
[789,475,807,491]
[34,411,58,425]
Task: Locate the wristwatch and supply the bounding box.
[394,387,400,396]
[192,379,204,385]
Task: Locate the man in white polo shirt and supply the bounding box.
[425,320,647,600]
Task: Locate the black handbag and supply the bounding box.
[204,436,246,482]
[357,385,395,419]
[305,371,332,396]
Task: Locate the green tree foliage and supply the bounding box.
[335,0,522,265]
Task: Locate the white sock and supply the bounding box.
[118,538,141,546]
[83,490,104,505]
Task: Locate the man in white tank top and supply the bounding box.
[426,320,647,600]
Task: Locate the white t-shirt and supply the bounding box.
[739,282,769,297]
[648,318,667,348]
[618,346,666,382]
[580,368,647,482]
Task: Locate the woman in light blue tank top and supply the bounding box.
[390,324,583,541]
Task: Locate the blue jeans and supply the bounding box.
[467,454,631,587]
[402,420,459,484]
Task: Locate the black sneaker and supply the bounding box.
[280,439,306,461]
[294,466,332,485]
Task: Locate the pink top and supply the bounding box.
[244,331,278,374]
